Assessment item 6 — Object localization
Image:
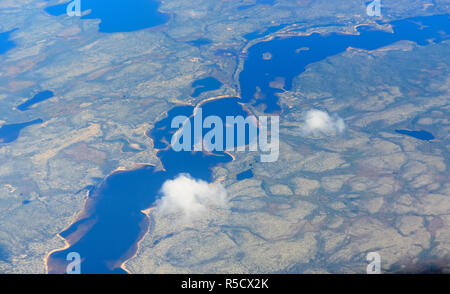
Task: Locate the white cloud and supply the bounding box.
[300,109,346,136]
[156,174,227,221]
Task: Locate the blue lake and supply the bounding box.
[0,29,16,55]
[191,77,223,98]
[45,0,169,33]
[47,14,448,273]
[0,119,43,144]
[240,14,450,113]
[17,90,54,111]
[395,129,435,141]
[236,169,254,181]
[187,38,212,47]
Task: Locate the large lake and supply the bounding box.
[239,14,450,113]
[45,0,169,33]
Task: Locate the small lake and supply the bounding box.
[0,29,16,55]
[395,129,435,141]
[191,77,223,98]
[187,38,212,47]
[0,119,43,144]
[236,169,254,181]
[17,90,54,111]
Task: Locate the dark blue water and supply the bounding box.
[236,169,254,181]
[395,129,435,141]
[45,0,169,33]
[17,90,54,111]
[0,29,16,55]
[191,77,223,98]
[240,14,450,113]
[47,14,448,274]
[150,105,194,150]
[0,119,43,144]
[187,38,212,47]
[48,166,165,274]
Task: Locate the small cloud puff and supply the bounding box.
[156,174,227,221]
[300,109,346,136]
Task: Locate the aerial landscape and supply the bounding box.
[0,0,449,275]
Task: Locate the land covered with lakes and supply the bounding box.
[0,0,448,273]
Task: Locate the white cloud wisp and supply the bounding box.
[300,109,346,136]
[156,174,227,221]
